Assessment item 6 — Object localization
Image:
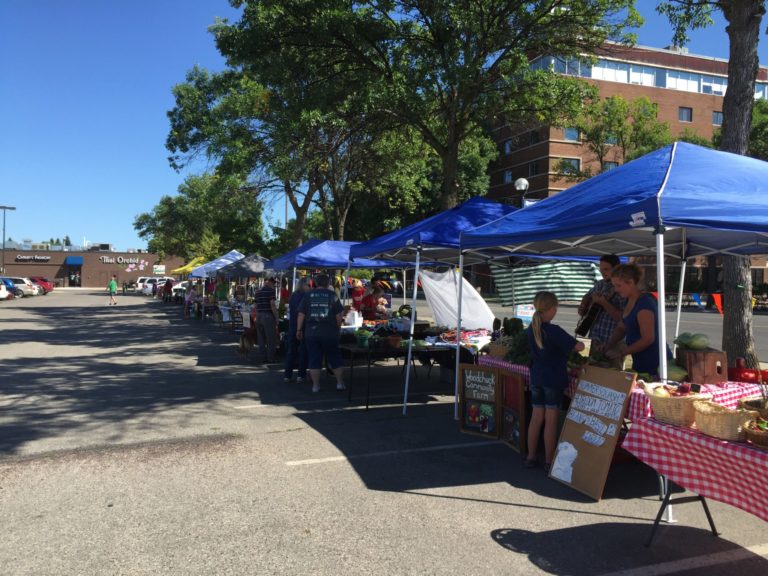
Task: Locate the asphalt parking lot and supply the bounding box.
[1,290,767,575]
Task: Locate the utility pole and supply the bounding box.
[0,205,16,275]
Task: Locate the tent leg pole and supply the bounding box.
[674,260,687,354]
[454,253,465,421]
[656,231,668,380]
[402,248,421,416]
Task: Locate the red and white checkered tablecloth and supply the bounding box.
[477,356,579,397]
[623,418,768,522]
[627,382,763,422]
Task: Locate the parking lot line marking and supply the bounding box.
[233,391,452,410]
[285,440,499,466]
[598,542,768,576]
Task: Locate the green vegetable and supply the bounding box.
[687,333,710,350]
[674,332,693,347]
[665,365,688,382]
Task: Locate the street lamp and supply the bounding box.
[514,178,530,207]
[0,205,16,276]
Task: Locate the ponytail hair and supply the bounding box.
[531,291,559,349]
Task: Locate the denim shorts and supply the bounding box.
[305,335,343,370]
[530,386,564,409]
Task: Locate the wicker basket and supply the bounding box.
[693,401,758,441]
[646,389,713,427]
[742,423,768,449]
[739,396,768,419]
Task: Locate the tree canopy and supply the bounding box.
[214,0,641,209]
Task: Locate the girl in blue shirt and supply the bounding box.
[526,291,584,470]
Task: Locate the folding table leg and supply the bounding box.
[646,481,719,547]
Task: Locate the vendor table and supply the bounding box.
[626,381,763,422]
[477,356,580,397]
[623,418,768,543]
[340,344,460,410]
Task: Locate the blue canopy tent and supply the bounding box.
[265,239,407,305]
[350,197,519,415]
[266,239,401,271]
[461,142,768,379]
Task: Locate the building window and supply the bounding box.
[503,170,514,183]
[712,111,723,126]
[605,134,619,145]
[678,107,693,122]
[528,161,540,177]
[559,158,580,174]
[529,130,541,145]
[563,127,580,142]
[603,161,619,171]
[503,139,514,155]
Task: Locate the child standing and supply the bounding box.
[525,291,584,470]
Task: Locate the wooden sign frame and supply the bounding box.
[499,371,526,452]
[459,363,501,439]
[549,365,636,500]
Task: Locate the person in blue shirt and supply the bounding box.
[284,277,310,383]
[606,263,671,376]
[525,291,585,470]
[296,274,345,393]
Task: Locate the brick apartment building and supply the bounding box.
[488,43,768,206]
[483,44,768,293]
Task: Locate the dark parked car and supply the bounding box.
[0,277,21,298]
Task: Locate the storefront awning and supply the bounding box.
[64,256,84,265]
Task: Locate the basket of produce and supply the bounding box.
[739,396,768,419]
[645,383,712,427]
[742,417,768,449]
[693,400,758,441]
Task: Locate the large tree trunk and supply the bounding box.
[719,0,764,369]
[439,140,460,210]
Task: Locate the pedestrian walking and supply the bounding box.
[255,277,279,364]
[107,275,118,306]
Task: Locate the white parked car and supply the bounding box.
[141,277,176,296]
[134,276,150,292]
[6,277,37,297]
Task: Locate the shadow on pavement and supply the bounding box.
[491,522,768,575]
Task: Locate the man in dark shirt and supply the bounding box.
[296,274,345,393]
[255,277,279,363]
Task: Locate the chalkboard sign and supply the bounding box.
[459,364,501,438]
[500,371,526,452]
[549,365,636,500]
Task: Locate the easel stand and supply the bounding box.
[645,476,719,547]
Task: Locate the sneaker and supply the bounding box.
[296,377,305,384]
[311,384,320,393]
[336,383,347,391]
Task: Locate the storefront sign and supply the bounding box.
[550,365,635,500]
[459,364,501,438]
[99,256,141,264]
[153,265,166,274]
[15,254,51,262]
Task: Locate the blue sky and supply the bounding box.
[1,1,765,251]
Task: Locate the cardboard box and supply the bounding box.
[488,343,509,359]
[676,348,727,384]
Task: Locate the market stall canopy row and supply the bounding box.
[266,239,402,271]
[217,254,266,278]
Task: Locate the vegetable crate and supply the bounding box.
[676,348,727,385]
[487,343,509,359]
